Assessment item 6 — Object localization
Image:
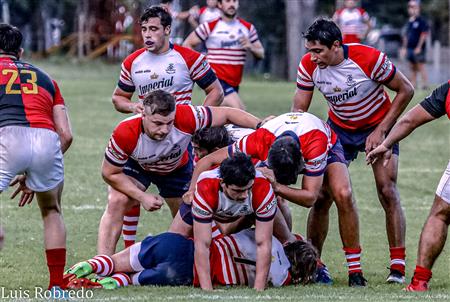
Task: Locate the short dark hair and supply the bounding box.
[192,127,231,153]
[284,240,318,285]
[0,23,22,56]
[219,153,255,187]
[143,90,176,116]
[268,133,305,185]
[303,18,342,49]
[140,6,172,28]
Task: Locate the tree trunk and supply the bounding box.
[285,0,316,80]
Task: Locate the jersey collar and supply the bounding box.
[342,44,349,59]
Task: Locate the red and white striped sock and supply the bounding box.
[87,255,114,277]
[390,247,406,275]
[111,272,132,288]
[343,247,362,274]
[122,205,140,248]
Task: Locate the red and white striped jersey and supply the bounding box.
[333,7,369,43]
[118,44,214,104]
[198,6,221,24]
[230,112,337,177]
[297,44,396,130]
[105,105,212,174]
[192,168,277,223]
[210,229,290,287]
[195,17,260,87]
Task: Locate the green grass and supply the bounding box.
[0,60,449,301]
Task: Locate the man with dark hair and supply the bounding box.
[192,153,276,291]
[113,5,223,114]
[293,18,414,285]
[185,111,355,285]
[192,126,231,161]
[0,23,73,292]
[63,228,318,289]
[114,5,225,249]
[98,90,261,256]
[332,0,371,44]
[183,0,265,109]
[366,81,450,292]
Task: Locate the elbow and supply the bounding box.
[111,96,120,110]
[216,89,224,105]
[405,83,415,100]
[64,133,73,150]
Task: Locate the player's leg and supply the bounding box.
[371,153,406,283]
[122,204,140,248]
[277,196,292,231]
[417,62,429,89]
[165,197,183,217]
[221,91,245,110]
[168,202,194,237]
[97,185,141,255]
[273,206,297,244]
[0,224,4,250]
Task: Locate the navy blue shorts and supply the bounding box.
[407,48,426,64]
[219,79,239,96]
[326,139,347,165]
[123,158,193,198]
[327,119,399,163]
[179,202,194,226]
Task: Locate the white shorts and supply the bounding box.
[436,160,450,204]
[0,126,64,192]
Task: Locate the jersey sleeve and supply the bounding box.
[192,177,218,223]
[419,82,449,118]
[229,128,274,161]
[52,80,65,106]
[104,119,139,166]
[248,24,260,43]
[369,50,396,83]
[175,105,212,134]
[195,19,216,41]
[252,177,277,221]
[359,8,370,22]
[296,53,316,91]
[300,130,330,176]
[175,45,217,89]
[117,49,145,93]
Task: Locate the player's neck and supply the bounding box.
[330,47,345,66]
[153,41,171,55]
[222,14,237,22]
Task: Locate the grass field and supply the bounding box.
[0,60,449,301]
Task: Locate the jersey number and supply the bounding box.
[2,69,38,95]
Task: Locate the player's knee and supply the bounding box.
[107,191,132,214]
[333,186,354,208]
[312,196,333,212]
[377,184,400,207]
[39,203,61,217]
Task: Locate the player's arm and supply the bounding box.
[254,219,273,291]
[53,104,73,154]
[112,87,143,114]
[292,88,314,112]
[274,175,323,208]
[209,106,260,129]
[202,79,224,106]
[414,31,428,54]
[183,31,203,49]
[246,40,265,60]
[366,104,435,165]
[184,147,228,203]
[101,160,163,211]
[193,220,213,290]
[365,70,414,152]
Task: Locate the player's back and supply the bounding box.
[0,55,64,131]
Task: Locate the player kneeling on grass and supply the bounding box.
[63,228,318,289]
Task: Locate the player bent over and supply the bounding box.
[98,90,261,255]
[366,81,450,291]
[0,24,73,292]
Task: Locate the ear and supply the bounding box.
[165,25,171,36]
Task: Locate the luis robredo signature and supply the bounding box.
[1,286,94,299]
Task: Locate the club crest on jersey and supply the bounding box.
[150,72,158,79]
[346,74,356,86]
[166,63,176,74]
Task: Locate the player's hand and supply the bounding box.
[365,128,385,154]
[182,190,195,204]
[9,175,35,207]
[239,36,252,51]
[259,115,276,127]
[366,144,392,167]
[140,193,164,211]
[414,47,421,55]
[132,102,144,114]
[257,166,280,192]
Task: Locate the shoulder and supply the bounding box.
[237,18,254,30]
[173,44,203,66]
[299,53,317,75]
[122,48,147,68]
[199,6,207,14]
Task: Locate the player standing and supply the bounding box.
[293,18,414,284]
[366,81,450,291]
[332,0,371,44]
[183,0,265,109]
[0,24,73,291]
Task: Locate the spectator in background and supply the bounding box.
[401,0,429,89]
[333,0,371,44]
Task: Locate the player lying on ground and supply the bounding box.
[64,228,318,290]
[366,81,450,292]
